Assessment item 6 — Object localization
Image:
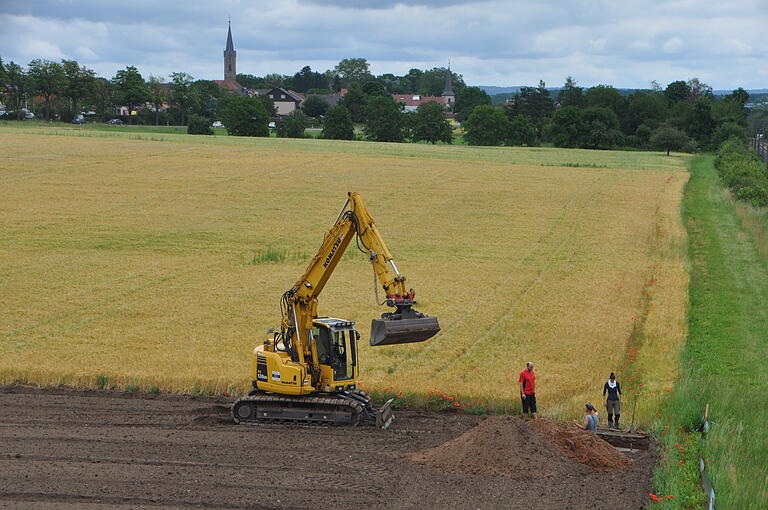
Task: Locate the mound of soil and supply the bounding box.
[528,419,633,471]
[409,415,583,479]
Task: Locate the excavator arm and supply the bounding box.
[279,192,439,366]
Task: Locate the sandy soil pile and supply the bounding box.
[409,415,582,479]
[528,418,633,471]
[410,416,632,479]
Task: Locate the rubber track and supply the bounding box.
[232,395,364,426]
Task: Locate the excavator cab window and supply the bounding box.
[311,327,329,364]
[330,329,356,381]
[312,327,356,380]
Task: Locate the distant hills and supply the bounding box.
[478,85,768,102]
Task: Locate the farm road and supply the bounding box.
[0,387,655,509]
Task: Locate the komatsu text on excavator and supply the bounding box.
[232,193,439,429]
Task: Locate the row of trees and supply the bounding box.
[0,56,229,125]
[1,53,753,155]
[217,92,451,144]
[451,77,750,151]
[236,57,465,96]
[0,55,463,132]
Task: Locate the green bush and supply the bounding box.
[321,105,354,140]
[276,110,307,138]
[363,96,405,142]
[187,114,213,135]
[412,101,452,144]
[218,95,269,137]
[549,106,585,148]
[463,105,509,146]
[650,126,689,155]
[507,114,537,146]
[712,122,748,148]
[715,136,768,206]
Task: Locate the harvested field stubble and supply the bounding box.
[0,130,689,424]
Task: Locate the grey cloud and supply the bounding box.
[0,0,765,88]
[296,0,484,8]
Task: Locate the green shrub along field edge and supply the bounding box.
[651,155,768,509]
[715,137,768,207]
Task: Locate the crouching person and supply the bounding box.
[574,403,599,432]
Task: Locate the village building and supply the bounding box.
[265,87,305,115]
[392,68,456,112]
[212,26,457,118]
[309,90,346,107]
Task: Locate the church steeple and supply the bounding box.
[441,63,455,104]
[224,21,236,82]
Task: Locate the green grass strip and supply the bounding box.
[652,155,768,509]
[0,121,686,171]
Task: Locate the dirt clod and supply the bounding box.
[529,419,633,471]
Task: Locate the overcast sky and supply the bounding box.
[1,0,766,89]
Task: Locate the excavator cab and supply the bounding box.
[312,318,359,386]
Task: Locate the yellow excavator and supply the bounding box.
[232,192,439,429]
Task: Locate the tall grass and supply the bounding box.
[246,246,357,265]
[652,156,768,509]
[0,129,688,425]
[247,247,304,264]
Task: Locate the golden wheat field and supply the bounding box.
[0,127,689,422]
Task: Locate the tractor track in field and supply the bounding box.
[0,386,657,509]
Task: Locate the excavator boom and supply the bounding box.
[287,192,440,348]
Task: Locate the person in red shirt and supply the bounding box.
[518,362,537,419]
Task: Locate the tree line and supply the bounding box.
[0,54,754,153]
[236,57,465,96]
[0,56,232,126]
[214,88,452,144]
[458,77,751,152]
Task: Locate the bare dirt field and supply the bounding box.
[0,386,656,509]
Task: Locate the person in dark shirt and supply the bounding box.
[518,362,537,419]
[603,372,622,429]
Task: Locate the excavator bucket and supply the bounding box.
[376,398,395,430]
[370,316,440,346]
